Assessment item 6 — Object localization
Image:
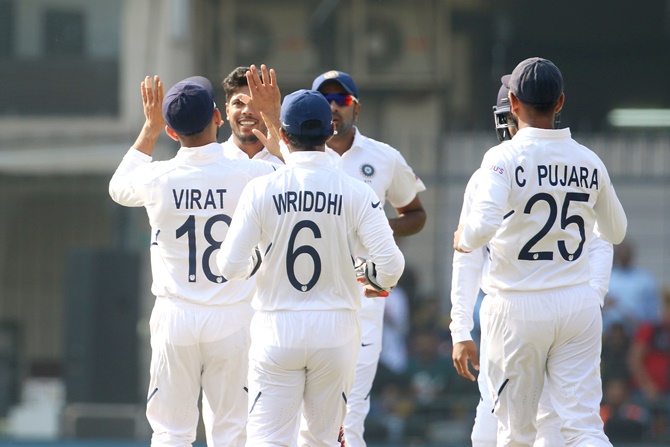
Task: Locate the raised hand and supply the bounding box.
[252,111,284,161]
[141,75,165,134]
[133,75,165,156]
[245,64,281,129]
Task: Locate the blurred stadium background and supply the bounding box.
[0,0,668,445]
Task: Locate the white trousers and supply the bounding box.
[342,340,381,447]
[247,310,361,447]
[473,297,564,447]
[340,296,385,447]
[482,284,611,447]
[146,297,253,447]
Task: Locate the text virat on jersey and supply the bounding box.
[173,188,227,209]
[488,164,599,189]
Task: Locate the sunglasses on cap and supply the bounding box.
[323,93,358,107]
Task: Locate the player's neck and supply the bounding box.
[234,137,264,158]
[180,135,217,148]
[517,118,555,130]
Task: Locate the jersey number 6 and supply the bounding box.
[519,192,589,262]
[286,219,322,292]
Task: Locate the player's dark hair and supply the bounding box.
[516,97,557,114]
[284,121,330,151]
[176,116,215,139]
[533,103,557,114]
[222,66,263,103]
[516,97,559,122]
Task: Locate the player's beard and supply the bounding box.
[234,131,259,145]
[233,123,267,145]
[333,112,355,137]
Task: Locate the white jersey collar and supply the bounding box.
[515,127,572,140]
[326,126,364,156]
[222,136,269,159]
[285,150,332,167]
[175,142,224,162]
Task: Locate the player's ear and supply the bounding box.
[279,128,291,148]
[554,93,565,114]
[213,108,224,128]
[509,92,520,115]
[353,102,361,121]
[165,126,180,142]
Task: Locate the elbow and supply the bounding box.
[215,252,247,281]
[393,208,426,237]
[108,180,123,205]
[609,221,628,245]
[615,220,628,245]
[374,251,405,290]
[412,209,427,235]
[388,251,406,287]
[218,263,243,281]
[108,177,135,206]
[411,210,427,234]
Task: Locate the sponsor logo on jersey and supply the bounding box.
[360,163,375,178]
[489,164,504,175]
[371,200,380,209]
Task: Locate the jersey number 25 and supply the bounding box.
[519,192,589,262]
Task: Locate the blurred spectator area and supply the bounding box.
[0,0,120,117]
[0,58,119,116]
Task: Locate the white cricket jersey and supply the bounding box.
[109,144,276,305]
[216,150,405,312]
[221,136,284,165]
[450,170,491,344]
[459,127,626,293]
[327,128,425,333]
[449,168,614,344]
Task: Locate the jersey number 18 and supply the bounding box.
[175,214,231,283]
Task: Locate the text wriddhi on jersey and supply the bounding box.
[273,190,343,216]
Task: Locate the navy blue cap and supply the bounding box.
[312,70,358,97]
[280,89,334,137]
[504,58,563,107]
[162,76,215,135]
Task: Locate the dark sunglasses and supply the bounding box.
[323,93,358,107]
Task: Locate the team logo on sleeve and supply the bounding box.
[360,163,376,178]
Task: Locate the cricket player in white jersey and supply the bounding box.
[455,57,627,446]
[311,70,426,447]
[220,66,283,164]
[450,76,614,447]
[109,75,275,447]
[216,89,405,447]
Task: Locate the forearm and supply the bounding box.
[449,250,485,344]
[132,122,163,156]
[389,209,426,237]
[109,148,152,206]
[588,237,613,304]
